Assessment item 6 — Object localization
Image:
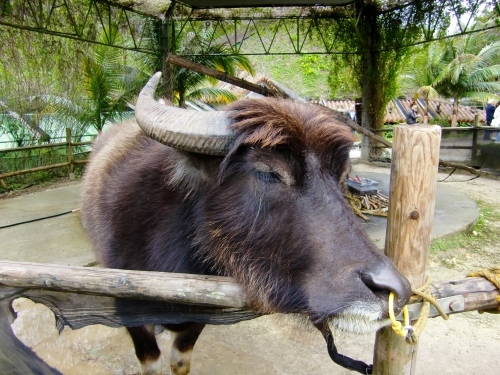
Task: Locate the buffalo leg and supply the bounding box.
[164,322,205,375]
[127,324,163,375]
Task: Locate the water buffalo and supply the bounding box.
[81,72,411,375]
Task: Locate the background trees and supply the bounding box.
[433,38,500,127]
[46,25,151,133]
[0,26,84,144]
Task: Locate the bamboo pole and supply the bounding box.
[372,125,441,374]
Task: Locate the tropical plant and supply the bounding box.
[0,26,84,142]
[45,25,150,133]
[399,44,442,120]
[320,0,436,158]
[173,27,255,108]
[432,37,500,127]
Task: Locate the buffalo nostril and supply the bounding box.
[360,265,412,315]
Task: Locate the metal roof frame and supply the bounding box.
[0,1,496,56]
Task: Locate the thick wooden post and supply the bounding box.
[372,125,441,374]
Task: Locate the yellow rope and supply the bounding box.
[390,268,500,344]
[388,292,411,338]
[467,268,500,313]
[389,277,449,345]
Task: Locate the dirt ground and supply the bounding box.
[7,164,500,375]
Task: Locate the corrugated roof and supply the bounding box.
[320,98,486,124]
[200,71,487,125]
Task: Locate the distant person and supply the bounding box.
[406,105,420,125]
[484,99,496,140]
[346,104,356,122]
[492,102,500,142]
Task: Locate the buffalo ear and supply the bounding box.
[217,138,248,185]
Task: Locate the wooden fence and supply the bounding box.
[376,125,500,169]
[0,129,93,187]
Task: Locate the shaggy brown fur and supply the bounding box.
[81,98,410,375]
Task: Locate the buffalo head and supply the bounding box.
[81,72,411,374]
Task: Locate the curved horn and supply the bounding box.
[135,72,235,155]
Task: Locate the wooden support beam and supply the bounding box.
[372,125,441,374]
[166,54,283,98]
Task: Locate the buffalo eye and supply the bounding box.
[255,170,282,184]
[252,161,295,186]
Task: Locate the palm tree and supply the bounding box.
[432,37,500,127]
[173,28,254,108]
[45,25,150,133]
[400,44,441,122]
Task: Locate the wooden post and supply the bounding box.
[65,128,74,180]
[372,125,441,374]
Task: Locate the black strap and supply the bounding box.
[324,333,373,374]
[314,322,373,374]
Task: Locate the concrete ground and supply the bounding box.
[0,166,489,375]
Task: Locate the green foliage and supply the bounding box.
[299,55,329,76]
[327,55,361,99]
[0,26,85,141]
[251,54,331,99]
[173,27,255,107]
[433,40,500,103]
[42,24,151,133]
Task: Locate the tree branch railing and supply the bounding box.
[0,261,498,317]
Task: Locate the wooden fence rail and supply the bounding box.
[0,129,93,182]
[0,261,498,315]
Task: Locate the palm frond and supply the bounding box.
[187,87,238,104]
